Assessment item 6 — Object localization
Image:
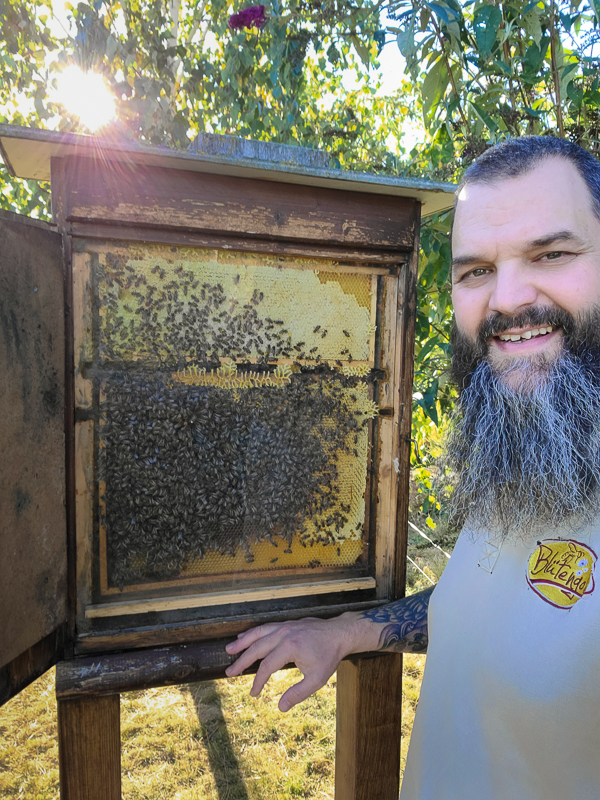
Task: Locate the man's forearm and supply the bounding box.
[225,586,434,709]
[351,586,434,654]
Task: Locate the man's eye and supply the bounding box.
[543,251,565,260]
[453,266,491,284]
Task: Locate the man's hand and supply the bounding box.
[225,588,434,711]
[225,613,369,712]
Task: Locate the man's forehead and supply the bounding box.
[452,158,597,252]
[456,155,585,202]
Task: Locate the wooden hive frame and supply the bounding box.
[46,147,425,658]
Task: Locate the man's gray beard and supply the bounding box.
[445,350,600,539]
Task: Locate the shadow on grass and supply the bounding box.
[186,681,250,800]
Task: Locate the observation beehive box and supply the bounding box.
[0,125,454,696]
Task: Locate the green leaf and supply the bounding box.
[396,12,418,65]
[106,34,117,60]
[523,9,543,48]
[559,60,579,100]
[426,2,451,24]
[421,57,450,124]
[584,88,600,107]
[521,39,547,83]
[523,0,541,12]
[491,58,512,77]
[420,379,440,425]
[567,81,584,107]
[350,34,372,68]
[470,100,498,133]
[417,335,440,363]
[437,289,450,315]
[436,241,451,287]
[473,4,501,60]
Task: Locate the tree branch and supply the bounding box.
[430,16,471,134]
[549,6,564,137]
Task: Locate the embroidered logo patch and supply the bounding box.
[527,539,596,609]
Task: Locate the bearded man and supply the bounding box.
[226,136,600,799]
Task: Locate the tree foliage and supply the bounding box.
[2,0,388,145]
[1,0,411,212]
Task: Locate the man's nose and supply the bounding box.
[488,264,537,316]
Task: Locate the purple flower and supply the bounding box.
[228,5,267,30]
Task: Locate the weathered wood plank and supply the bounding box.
[72,251,93,409]
[74,599,381,655]
[69,223,406,265]
[85,576,376,618]
[375,416,398,601]
[394,210,421,600]
[63,230,78,650]
[56,640,239,697]
[379,276,400,409]
[60,157,417,251]
[58,694,121,800]
[0,626,67,707]
[96,556,369,597]
[75,421,94,621]
[375,276,400,600]
[335,653,403,800]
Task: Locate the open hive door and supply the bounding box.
[0,210,69,705]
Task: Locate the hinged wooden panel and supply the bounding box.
[0,210,68,704]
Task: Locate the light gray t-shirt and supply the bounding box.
[401,523,600,799]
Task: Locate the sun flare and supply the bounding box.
[55,65,116,132]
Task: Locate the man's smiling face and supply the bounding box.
[451,157,600,383]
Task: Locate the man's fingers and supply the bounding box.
[225,628,288,676]
[224,617,347,708]
[249,648,295,696]
[225,643,264,676]
[279,675,326,712]
[225,623,283,655]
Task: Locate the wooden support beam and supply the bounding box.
[58,694,121,800]
[335,653,403,800]
[56,641,237,698]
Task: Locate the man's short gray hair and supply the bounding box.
[455,136,600,218]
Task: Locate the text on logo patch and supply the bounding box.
[527,539,596,609]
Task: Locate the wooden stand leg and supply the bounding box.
[335,653,403,800]
[57,694,121,800]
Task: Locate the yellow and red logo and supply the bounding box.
[527,539,596,609]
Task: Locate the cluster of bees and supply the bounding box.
[98,256,376,587]
[99,256,357,367]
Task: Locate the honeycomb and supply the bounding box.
[92,244,380,591]
[98,248,374,367]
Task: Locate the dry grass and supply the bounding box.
[0,667,60,798]
[0,662,428,799]
[0,546,445,799]
[120,671,338,800]
[0,656,427,800]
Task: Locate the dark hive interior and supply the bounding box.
[93,245,379,591]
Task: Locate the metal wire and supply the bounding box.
[406,554,436,586]
[408,520,452,559]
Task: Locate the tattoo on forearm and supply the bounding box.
[359,587,434,654]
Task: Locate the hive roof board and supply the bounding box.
[0,124,456,217]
